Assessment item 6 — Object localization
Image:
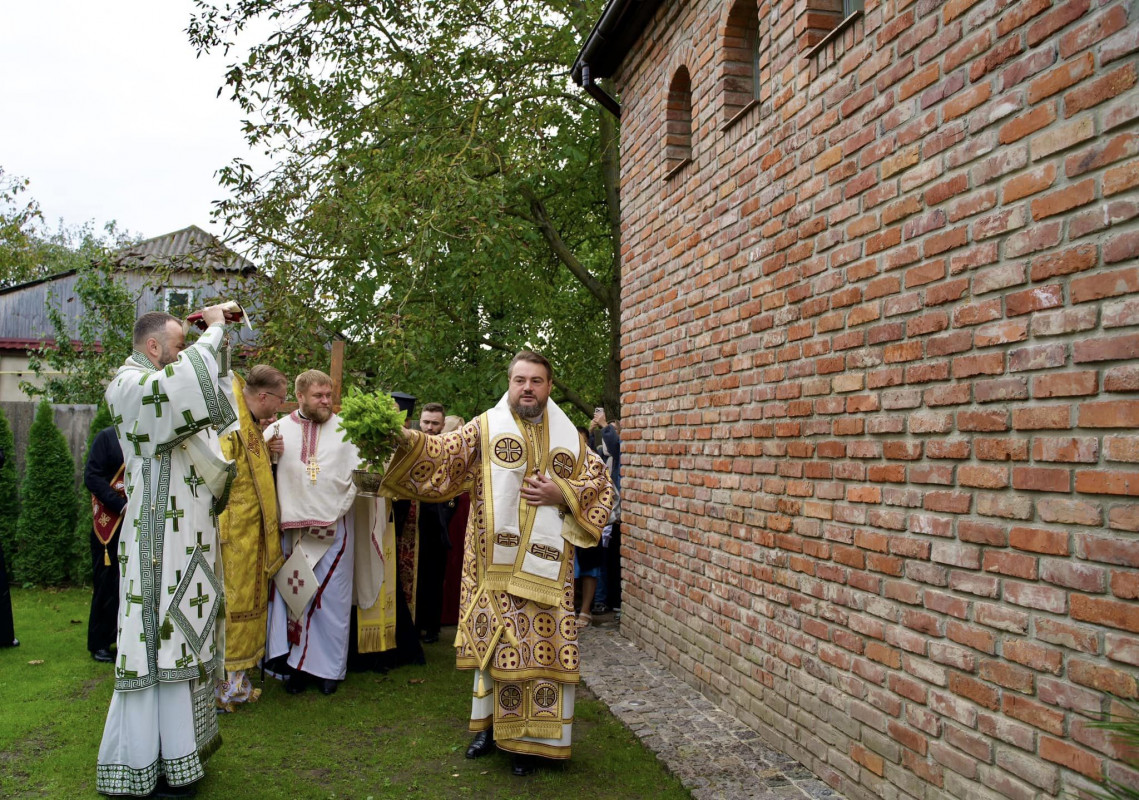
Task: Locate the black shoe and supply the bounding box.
[511,754,536,777]
[154,778,197,797]
[320,679,339,695]
[284,671,307,694]
[423,632,439,644]
[92,648,114,663]
[465,729,495,759]
[1,638,17,648]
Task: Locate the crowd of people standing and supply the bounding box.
[11,303,618,796]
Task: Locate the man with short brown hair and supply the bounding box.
[265,370,385,695]
[214,364,288,712]
[382,351,615,776]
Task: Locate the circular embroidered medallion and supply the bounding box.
[474,612,490,639]
[496,646,520,670]
[513,613,530,639]
[425,438,442,458]
[560,615,578,642]
[449,459,466,482]
[559,614,578,640]
[587,507,609,526]
[500,685,522,711]
[551,450,575,479]
[411,462,435,483]
[491,434,525,467]
[581,487,597,507]
[533,641,555,666]
[534,682,558,708]
[558,644,580,670]
[532,612,556,638]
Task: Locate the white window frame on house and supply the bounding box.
[164,287,195,318]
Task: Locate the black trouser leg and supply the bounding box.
[88,531,120,652]
[0,541,15,645]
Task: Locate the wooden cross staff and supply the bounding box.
[276,340,345,415]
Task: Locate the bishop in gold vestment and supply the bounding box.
[215,367,287,711]
[381,352,615,771]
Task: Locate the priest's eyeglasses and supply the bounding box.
[261,390,288,402]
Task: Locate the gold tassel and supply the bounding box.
[104,545,111,566]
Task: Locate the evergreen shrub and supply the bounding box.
[14,400,78,585]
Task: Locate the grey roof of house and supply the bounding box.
[0,225,258,346]
[111,224,255,273]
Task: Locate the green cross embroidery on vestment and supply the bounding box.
[175,643,194,669]
[118,541,129,577]
[184,466,204,498]
[125,430,151,456]
[189,583,210,619]
[117,654,139,679]
[169,569,183,594]
[188,530,210,555]
[164,497,184,532]
[124,580,144,617]
[141,381,170,418]
[175,409,212,437]
[109,404,124,438]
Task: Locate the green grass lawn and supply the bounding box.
[0,587,689,799]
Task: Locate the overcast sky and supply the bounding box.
[0,1,262,241]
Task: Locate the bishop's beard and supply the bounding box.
[510,399,545,420]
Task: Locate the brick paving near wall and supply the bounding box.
[581,617,847,800]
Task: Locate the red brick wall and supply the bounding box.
[613,0,1139,798]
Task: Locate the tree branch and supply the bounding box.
[519,185,611,309]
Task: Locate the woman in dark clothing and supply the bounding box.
[0,445,18,647]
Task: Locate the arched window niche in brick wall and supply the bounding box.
[799,0,864,74]
[721,0,762,130]
[664,66,693,180]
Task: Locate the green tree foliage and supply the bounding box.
[188,0,621,422]
[0,168,45,288]
[0,406,18,566]
[14,400,79,585]
[22,262,138,404]
[0,167,134,290]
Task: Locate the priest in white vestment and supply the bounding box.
[265,369,384,695]
[96,307,238,798]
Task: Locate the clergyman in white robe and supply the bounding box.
[96,320,237,796]
[266,407,382,684]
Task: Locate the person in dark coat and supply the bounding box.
[84,427,126,663]
[0,444,17,648]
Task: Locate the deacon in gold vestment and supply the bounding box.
[381,352,615,776]
[215,366,287,711]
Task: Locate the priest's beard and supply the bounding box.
[510,398,546,420]
[299,402,332,423]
